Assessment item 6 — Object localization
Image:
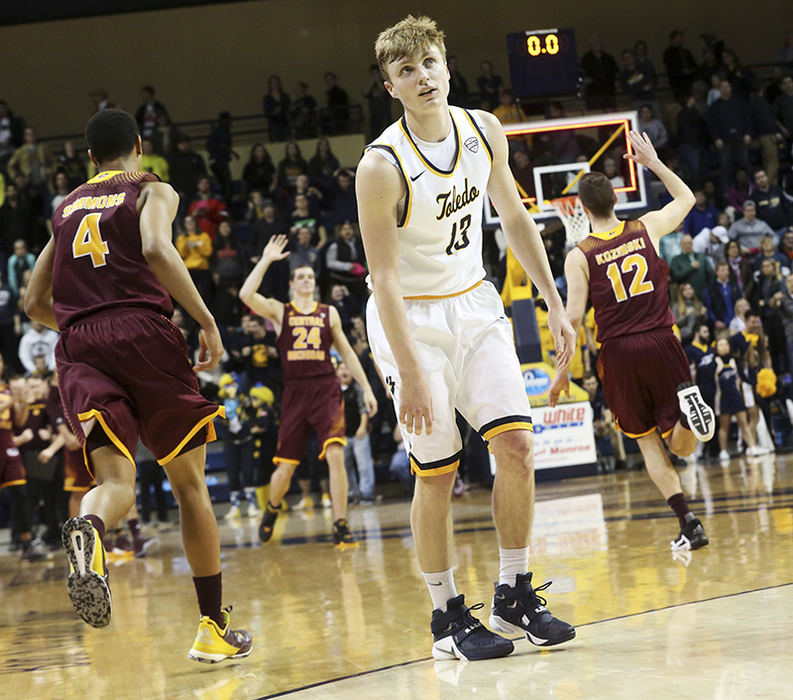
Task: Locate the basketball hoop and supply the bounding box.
[550,196,590,248]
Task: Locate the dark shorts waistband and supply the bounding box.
[65,305,170,329]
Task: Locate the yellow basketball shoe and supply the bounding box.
[62,517,112,628]
[188,607,253,663]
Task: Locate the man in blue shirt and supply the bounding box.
[683,189,719,235]
[704,261,740,329]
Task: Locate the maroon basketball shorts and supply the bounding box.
[596,328,690,439]
[55,308,224,473]
[0,431,26,489]
[63,447,95,492]
[274,375,346,466]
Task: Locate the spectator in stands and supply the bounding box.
[780,32,793,67]
[721,49,753,99]
[706,72,723,107]
[7,127,52,193]
[151,113,180,156]
[492,89,525,125]
[135,85,169,140]
[242,143,276,197]
[748,82,784,185]
[290,226,319,274]
[363,63,392,139]
[779,274,793,373]
[263,75,291,142]
[291,173,323,220]
[168,137,207,204]
[56,140,87,190]
[307,138,339,193]
[290,193,326,245]
[724,239,754,296]
[325,221,367,295]
[323,72,350,135]
[751,169,791,236]
[755,234,790,276]
[447,55,470,107]
[0,184,31,258]
[240,316,279,390]
[774,75,793,139]
[779,228,793,267]
[684,189,719,235]
[476,60,503,111]
[674,282,707,346]
[89,88,115,112]
[603,157,627,204]
[212,219,246,290]
[7,238,35,297]
[18,321,58,374]
[707,79,752,193]
[704,260,741,329]
[663,30,698,98]
[729,200,776,252]
[337,361,376,504]
[277,141,308,190]
[752,258,787,365]
[509,150,534,198]
[619,49,656,110]
[580,34,618,111]
[328,284,362,337]
[188,175,227,239]
[727,168,751,215]
[692,224,728,265]
[206,111,237,202]
[291,81,318,140]
[176,214,213,299]
[140,137,169,181]
[729,298,751,334]
[48,172,70,217]
[670,233,714,299]
[633,40,657,87]
[250,196,286,262]
[684,322,712,368]
[637,104,668,151]
[326,169,358,229]
[0,270,19,370]
[0,100,24,172]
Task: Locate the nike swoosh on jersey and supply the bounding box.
[410,171,425,181]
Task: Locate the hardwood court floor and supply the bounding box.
[2,453,792,699]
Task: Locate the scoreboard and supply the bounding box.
[506,28,579,98]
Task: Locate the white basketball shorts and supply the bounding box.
[366,280,532,477]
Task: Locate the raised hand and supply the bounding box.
[262,234,290,262]
[623,130,659,168]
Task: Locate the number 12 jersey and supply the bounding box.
[578,220,674,343]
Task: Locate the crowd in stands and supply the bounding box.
[2,28,793,551]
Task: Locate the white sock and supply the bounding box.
[499,546,529,587]
[423,569,457,611]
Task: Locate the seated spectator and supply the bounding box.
[277,141,308,190]
[326,169,358,229]
[729,200,776,252]
[692,224,728,265]
[290,193,326,246]
[637,104,668,151]
[212,220,246,290]
[135,85,169,140]
[290,173,323,219]
[168,137,207,203]
[291,81,318,140]
[684,189,719,235]
[704,260,741,329]
[307,137,340,193]
[754,234,790,276]
[727,168,751,215]
[724,239,754,296]
[57,140,88,190]
[176,214,213,299]
[18,320,58,374]
[7,239,35,297]
[242,143,276,197]
[492,89,525,125]
[670,234,714,299]
[674,282,707,345]
[188,175,227,240]
[140,138,169,181]
[751,169,791,236]
[262,75,291,143]
[322,72,350,135]
[289,226,319,273]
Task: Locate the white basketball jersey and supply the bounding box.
[365,106,493,298]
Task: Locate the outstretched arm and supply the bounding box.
[239,234,288,329]
[329,306,377,416]
[629,130,696,246]
[479,110,576,371]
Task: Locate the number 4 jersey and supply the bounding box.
[365,106,491,298]
[578,220,674,343]
[51,170,173,329]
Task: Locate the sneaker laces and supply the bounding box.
[530,580,552,608]
[446,602,485,638]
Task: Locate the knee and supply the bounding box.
[490,430,534,475]
[414,471,456,501]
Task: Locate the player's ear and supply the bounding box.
[87,149,99,169]
[135,135,143,156]
[384,80,398,100]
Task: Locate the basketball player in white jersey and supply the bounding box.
[357,16,577,660]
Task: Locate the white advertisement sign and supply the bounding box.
[532,401,597,470]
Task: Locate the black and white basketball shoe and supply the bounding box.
[677,382,716,442]
[670,518,709,551]
[431,594,514,661]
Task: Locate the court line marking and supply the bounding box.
[256,581,793,698]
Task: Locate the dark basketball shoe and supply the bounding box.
[431,594,514,661]
[188,606,253,663]
[62,517,112,628]
[678,382,715,442]
[258,503,279,543]
[490,573,575,647]
[671,518,709,551]
[333,518,359,549]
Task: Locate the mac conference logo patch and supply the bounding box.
[464,136,479,153]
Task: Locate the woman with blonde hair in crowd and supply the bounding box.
[674,282,707,345]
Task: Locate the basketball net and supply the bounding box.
[550,196,591,248]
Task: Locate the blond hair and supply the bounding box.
[375,15,446,80]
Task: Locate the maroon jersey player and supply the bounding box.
[24,109,251,661]
[550,130,715,552]
[239,234,377,548]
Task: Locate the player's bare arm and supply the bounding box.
[239,234,288,332]
[138,181,223,371]
[627,130,696,246]
[23,237,58,330]
[479,110,576,370]
[549,248,590,408]
[328,305,378,416]
[356,150,433,435]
